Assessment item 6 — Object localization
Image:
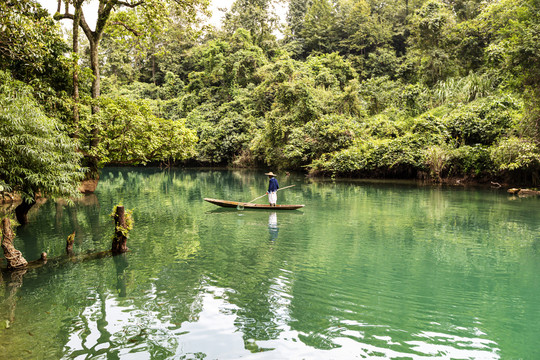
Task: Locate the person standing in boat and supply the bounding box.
[265,172,279,206]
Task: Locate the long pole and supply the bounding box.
[247,185,296,204]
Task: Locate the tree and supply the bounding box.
[300,0,339,55]
[286,0,312,38]
[0,71,83,224]
[223,0,281,51]
[54,0,208,173]
[406,0,457,85]
[481,0,540,140]
[83,96,198,166]
[0,0,71,112]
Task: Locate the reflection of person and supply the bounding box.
[268,212,278,241]
[265,172,279,206]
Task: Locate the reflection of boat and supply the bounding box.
[204,198,304,210]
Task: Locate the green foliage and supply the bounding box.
[186,97,258,164]
[180,31,268,105]
[409,0,456,49]
[110,205,134,237]
[306,52,358,90]
[443,96,520,146]
[4,0,540,185]
[406,0,458,85]
[490,137,540,172]
[223,0,280,50]
[249,53,365,168]
[283,114,361,167]
[286,0,313,39]
[0,71,83,202]
[301,0,339,54]
[82,96,197,166]
[449,144,492,175]
[338,0,393,57]
[423,145,451,179]
[0,0,73,125]
[309,131,434,177]
[358,76,403,115]
[0,0,70,89]
[433,71,501,105]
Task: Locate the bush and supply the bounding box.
[309,132,433,177]
[186,100,258,164]
[490,137,540,172]
[83,96,197,165]
[444,96,520,145]
[423,145,451,179]
[358,76,404,115]
[282,114,361,167]
[449,144,492,176]
[0,71,83,201]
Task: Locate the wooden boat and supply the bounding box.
[204,198,304,210]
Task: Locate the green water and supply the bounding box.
[2,168,540,359]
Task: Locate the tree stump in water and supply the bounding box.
[111,206,129,254]
[1,218,28,269]
[66,231,75,255]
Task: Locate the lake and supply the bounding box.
[2,168,540,359]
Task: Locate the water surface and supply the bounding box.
[2,168,540,359]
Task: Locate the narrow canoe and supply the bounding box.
[204,198,305,210]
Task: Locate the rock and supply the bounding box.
[508,188,540,196]
[518,189,540,197]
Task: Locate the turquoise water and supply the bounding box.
[2,168,540,359]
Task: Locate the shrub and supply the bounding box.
[424,145,451,180]
[0,71,83,201]
[449,144,492,176]
[444,96,520,145]
[490,137,540,172]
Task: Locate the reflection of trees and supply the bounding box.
[1,168,215,357]
[3,169,540,358]
[288,180,539,356]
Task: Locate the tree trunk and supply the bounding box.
[111,206,129,254]
[89,38,101,141]
[152,53,156,85]
[72,1,82,139]
[86,37,102,179]
[1,218,28,269]
[15,200,35,225]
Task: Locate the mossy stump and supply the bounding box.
[111,206,129,254]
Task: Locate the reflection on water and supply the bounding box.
[2,168,540,359]
[268,212,278,242]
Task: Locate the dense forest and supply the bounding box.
[2,0,540,207]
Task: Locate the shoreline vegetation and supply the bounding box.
[2,0,540,213]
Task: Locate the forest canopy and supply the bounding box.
[2,0,540,186]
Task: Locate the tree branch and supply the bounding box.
[52,1,94,44]
[95,1,116,37]
[56,12,74,20]
[79,11,95,42]
[110,21,141,36]
[116,0,144,8]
